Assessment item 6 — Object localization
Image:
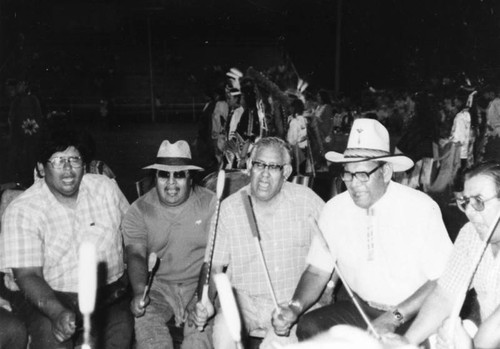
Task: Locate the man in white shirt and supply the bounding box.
[271,119,453,341]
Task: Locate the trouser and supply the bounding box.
[296,296,413,341]
[0,307,28,349]
[212,292,298,349]
[134,287,213,349]
[8,278,134,349]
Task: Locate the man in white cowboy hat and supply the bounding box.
[121,140,216,349]
[271,118,453,340]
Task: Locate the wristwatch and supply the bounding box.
[392,308,405,325]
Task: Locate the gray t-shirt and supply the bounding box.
[122,186,215,284]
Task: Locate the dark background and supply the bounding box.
[1,0,500,104]
[0,0,473,238]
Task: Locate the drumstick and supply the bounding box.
[213,273,244,349]
[446,208,500,343]
[198,169,225,331]
[243,193,279,311]
[309,216,381,340]
[78,241,97,349]
[140,252,158,307]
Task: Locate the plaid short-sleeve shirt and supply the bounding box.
[211,182,324,305]
[0,174,129,292]
[439,222,500,320]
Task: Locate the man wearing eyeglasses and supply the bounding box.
[190,137,325,348]
[406,161,500,348]
[0,126,134,348]
[271,119,453,341]
[121,140,216,349]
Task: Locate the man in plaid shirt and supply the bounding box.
[406,161,500,348]
[190,137,325,348]
[0,126,133,349]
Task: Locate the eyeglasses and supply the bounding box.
[251,160,285,173]
[341,164,384,182]
[456,194,499,212]
[157,171,188,180]
[47,156,83,169]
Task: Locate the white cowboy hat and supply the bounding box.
[325,118,414,172]
[143,140,203,172]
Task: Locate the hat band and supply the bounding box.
[344,148,391,158]
[156,157,194,166]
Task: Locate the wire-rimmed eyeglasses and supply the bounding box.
[47,156,83,169]
[456,194,499,212]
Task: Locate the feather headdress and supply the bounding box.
[226,67,243,92]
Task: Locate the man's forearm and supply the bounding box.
[474,304,500,348]
[394,280,437,322]
[13,269,67,321]
[289,265,332,316]
[126,252,148,297]
[405,283,453,345]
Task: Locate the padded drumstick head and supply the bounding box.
[78,241,97,315]
[147,252,158,272]
[213,273,241,343]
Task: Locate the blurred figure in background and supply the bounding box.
[6,79,43,187]
[287,99,309,175]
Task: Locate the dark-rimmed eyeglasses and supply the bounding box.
[157,171,188,180]
[251,160,284,173]
[341,164,383,182]
[47,156,83,169]
[456,194,499,212]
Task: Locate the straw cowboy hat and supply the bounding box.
[143,140,203,172]
[325,118,414,172]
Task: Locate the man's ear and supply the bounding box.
[36,162,45,178]
[283,164,293,180]
[246,158,253,175]
[382,163,393,183]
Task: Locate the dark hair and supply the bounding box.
[291,99,305,115]
[37,125,92,164]
[464,161,500,195]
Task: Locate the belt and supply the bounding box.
[352,292,393,318]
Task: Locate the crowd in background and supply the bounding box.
[195,65,500,197]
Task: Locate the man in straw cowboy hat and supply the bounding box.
[122,140,216,349]
[271,118,453,340]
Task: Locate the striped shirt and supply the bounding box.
[0,174,129,292]
[211,182,324,306]
[439,222,500,320]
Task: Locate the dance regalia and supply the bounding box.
[235,108,261,142]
